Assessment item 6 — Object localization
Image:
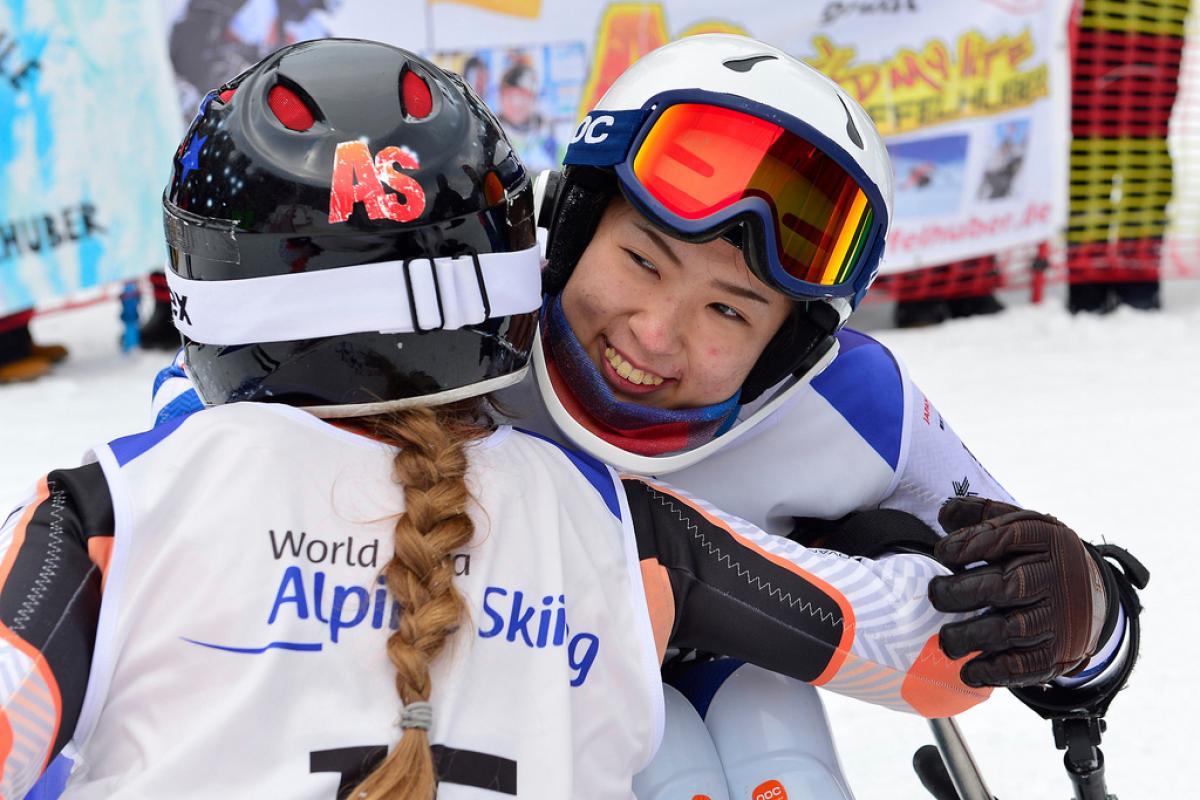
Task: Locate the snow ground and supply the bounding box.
[1,282,1197,798]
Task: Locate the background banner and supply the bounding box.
[799,0,1072,272]
[2,0,1074,315]
[0,1,181,317]
[419,0,1073,274]
[161,0,1073,274]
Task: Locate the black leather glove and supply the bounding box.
[928,498,1119,688]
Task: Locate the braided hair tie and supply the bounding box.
[399,701,433,731]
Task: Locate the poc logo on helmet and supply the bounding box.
[570,114,615,145]
[753,780,788,800]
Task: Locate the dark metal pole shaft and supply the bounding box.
[928,718,993,800]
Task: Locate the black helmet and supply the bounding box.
[163,38,539,415]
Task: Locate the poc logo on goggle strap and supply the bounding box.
[563,109,642,167]
[570,114,616,144]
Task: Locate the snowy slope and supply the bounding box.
[829,284,1200,798]
[1,284,1196,797]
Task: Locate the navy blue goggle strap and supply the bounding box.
[563,109,649,168]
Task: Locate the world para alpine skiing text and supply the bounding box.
[264,530,599,686]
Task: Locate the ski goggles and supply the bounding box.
[564,91,888,301]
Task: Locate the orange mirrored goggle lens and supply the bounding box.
[631,103,875,288]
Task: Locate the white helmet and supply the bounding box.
[534,34,895,473]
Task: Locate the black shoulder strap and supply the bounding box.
[791,507,940,558]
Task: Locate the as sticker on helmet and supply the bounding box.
[329,141,427,224]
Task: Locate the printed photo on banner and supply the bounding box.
[977,118,1030,201]
[889,134,968,218]
[790,0,1069,270]
[166,0,336,126]
[433,42,586,172]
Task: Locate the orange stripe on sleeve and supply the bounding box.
[88,537,114,593]
[0,478,68,776]
[828,657,874,684]
[0,708,12,785]
[831,664,904,694]
[638,558,675,663]
[901,634,992,718]
[11,691,56,728]
[0,478,49,592]
[0,624,64,773]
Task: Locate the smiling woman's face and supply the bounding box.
[559,196,792,410]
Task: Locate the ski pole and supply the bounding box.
[928,718,993,800]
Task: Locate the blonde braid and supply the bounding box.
[350,403,482,800]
